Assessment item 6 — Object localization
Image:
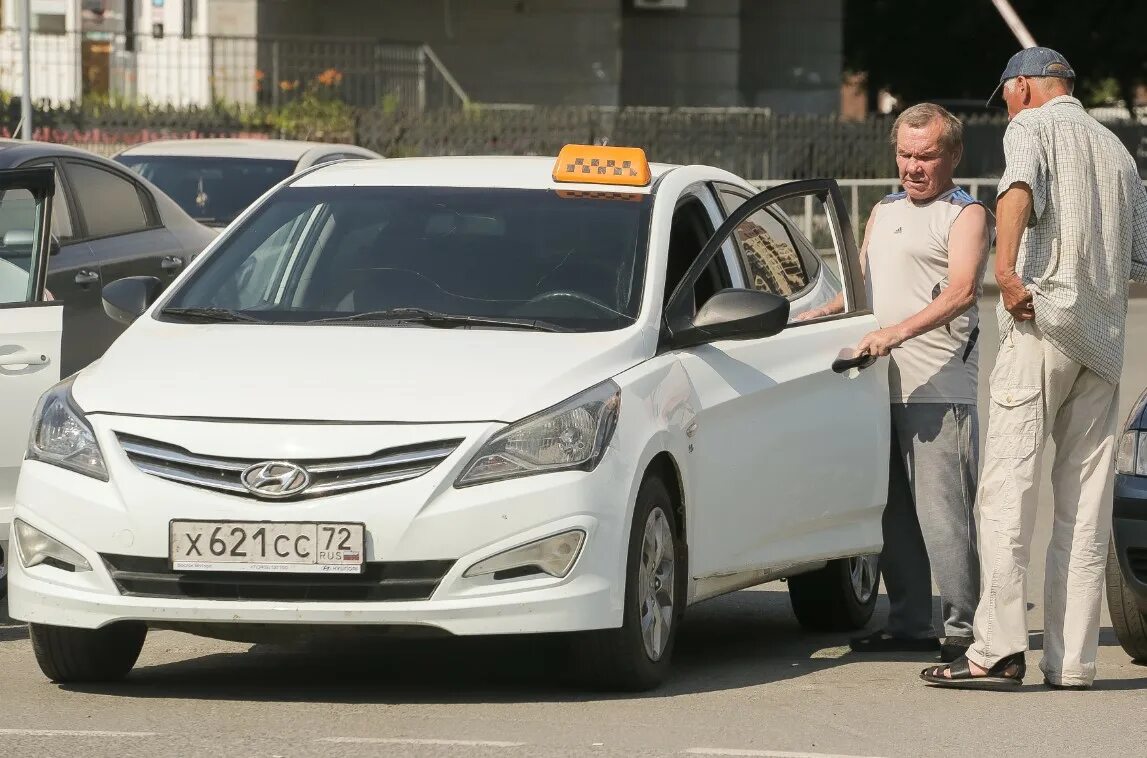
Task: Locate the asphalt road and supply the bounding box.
[2,297,1146,758]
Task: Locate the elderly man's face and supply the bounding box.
[895,119,957,202]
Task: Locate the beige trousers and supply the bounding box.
[966,320,1119,686]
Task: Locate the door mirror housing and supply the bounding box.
[1,231,59,254]
[102,276,162,326]
[666,289,789,349]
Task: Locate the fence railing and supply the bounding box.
[752,178,1003,244]
[0,29,468,110]
[753,177,1147,248]
[355,106,1147,180]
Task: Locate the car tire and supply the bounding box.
[787,554,880,632]
[572,474,684,692]
[1105,539,1147,662]
[30,622,147,683]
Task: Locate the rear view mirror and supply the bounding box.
[668,289,789,349]
[102,276,162,326]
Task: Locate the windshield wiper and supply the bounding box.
[160,307,262,323]
[306,307,569,332]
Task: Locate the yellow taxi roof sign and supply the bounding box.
[553,144,651,187]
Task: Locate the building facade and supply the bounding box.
[3,0,844,112]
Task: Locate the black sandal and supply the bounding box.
[920,652,1026,691]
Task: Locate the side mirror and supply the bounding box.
[1,230,60,253]
[102,276,162,326]
[668,289,790,349]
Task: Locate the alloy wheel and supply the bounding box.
[848,554,879,604]
[638,507,675,662]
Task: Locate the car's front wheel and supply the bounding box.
[30,621,147,683]
[1105,539,1147,662]
[572,474,684,691]
[787,554,880,632]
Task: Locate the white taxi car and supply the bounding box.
[4,147,890,690]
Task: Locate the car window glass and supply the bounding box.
[24,162,73,241]
[66,162,150,238]
[165,186,653,333]
[230,209,317,309]
[718,184,847,320]
[665,195,730,316]
[0,188,38,303]
[118,156,297,227]
[727,206,810,298]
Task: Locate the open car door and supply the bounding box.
[0,166,62,575]
[663,179,890,576]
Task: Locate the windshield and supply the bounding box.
[117,155,297,225]
[163,186,652,332]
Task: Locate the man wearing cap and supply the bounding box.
[922,47,1147,691]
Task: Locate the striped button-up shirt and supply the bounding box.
[997,95,1147,384]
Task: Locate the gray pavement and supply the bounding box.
[2,296,1146,758]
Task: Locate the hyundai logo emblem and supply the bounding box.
[240,461,311,499]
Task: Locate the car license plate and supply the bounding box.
[170,521,365,574]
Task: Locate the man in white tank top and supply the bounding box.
[800,103,992,662]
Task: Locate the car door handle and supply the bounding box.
[0,350,49,367]
[832,348,878,374]
[161,256,184,272]
[74,269,100,286]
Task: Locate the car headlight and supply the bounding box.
[1116,431,1147,476]
[455,381,621,487]
[26,376,108,481]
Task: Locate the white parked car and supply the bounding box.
[114,138,382,228]
[4,147,890,690]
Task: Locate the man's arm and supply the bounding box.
[1132,180,1147,283]
[992,118,1044,319]
[994,183,1035,319]
[856,203,989,356]
[795,204,877,321]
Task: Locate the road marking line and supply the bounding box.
[0,729,159,737]
[685,749,886,758]
[318,737,527,747]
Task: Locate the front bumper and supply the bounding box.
[8,415,639,635]
[1112,473,1147,607]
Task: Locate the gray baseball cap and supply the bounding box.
[987,46,1075,106]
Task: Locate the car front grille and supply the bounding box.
[101,554,454,602]
[1128,548,1147,583]
[116,433,463,500]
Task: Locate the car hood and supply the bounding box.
[72,319,651,424]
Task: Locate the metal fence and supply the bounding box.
[355,106,1147,180]
[0,29,468,110]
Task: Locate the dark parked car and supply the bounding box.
[1108,384,1147,660]
[0,140,217,375]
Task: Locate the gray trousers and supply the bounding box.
[882,403,981,640]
